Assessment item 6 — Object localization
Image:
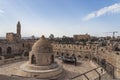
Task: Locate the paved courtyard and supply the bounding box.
[56,59,97,80]
[0,59,111,80]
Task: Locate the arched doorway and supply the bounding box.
[7,47,12,54]
[31,55,36,64]
[85,55,89,59]
[56,52,59,55]
[78,55,81,58]
[92,57,97,62]
[101,59,106,68]
[56,52,59,57]
[66,54,69,57]
[72,54,75,58]
[61,53,64,57]
[51,55,54,63]
[0,47,2,55]
[78,55,81,60]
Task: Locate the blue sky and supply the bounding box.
[0,0,120,37]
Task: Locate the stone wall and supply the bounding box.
[52,43,120,79]
[0,55,28,66]
[0,39,36,56]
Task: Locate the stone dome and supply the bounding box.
[29,35,54,66]
[18,35,64,79]
[32,35,52,53]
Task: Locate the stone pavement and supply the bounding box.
[56,59,98,80]
[0,59,112,80]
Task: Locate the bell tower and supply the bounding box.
[16,21,21,39]
[17,21,21,35]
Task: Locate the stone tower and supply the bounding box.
[16,21,21,39]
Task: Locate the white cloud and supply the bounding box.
[0,10,4,13]
[0,9,4,16]
[82,3,120,21]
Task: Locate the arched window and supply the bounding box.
[27,44,31,50]
[78,55,81,58]
[24,52,29,57]
[56,52,60,56]
[66,54,69,57]
[31,55,36,64]
[0,47,2,55]
[7,47,12,54]
[101,49,104,51]
[22,43,24,48]
[93,48,95,50]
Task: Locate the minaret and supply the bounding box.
[17,21,21,39]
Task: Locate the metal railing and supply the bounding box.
[70,67,102,80]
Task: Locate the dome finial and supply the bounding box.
[41,35,45,39]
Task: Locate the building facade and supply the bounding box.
[52,42,120,78]
[0,21,36,58]
[73,33,91,41]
